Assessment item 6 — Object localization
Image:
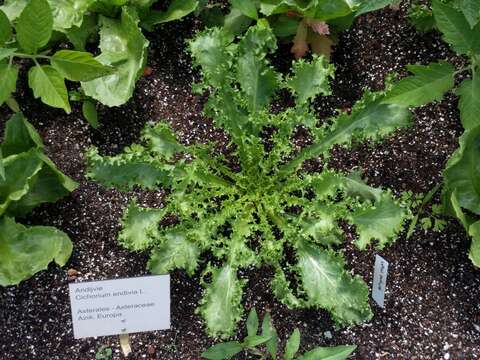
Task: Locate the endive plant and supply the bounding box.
[87,22,410,337]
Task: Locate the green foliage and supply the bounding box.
[0,0,197,122]
[383,62,455,107]
[209,0,399,59]
[81,6,149,107]
[201,308,356,360]
[432,0,480,55]
[408,2,435,34]
[95,345,113,360]
[0,113,78,286]
[385,0,480,266]
[443,127,480,266]
[142,0,198,30]
[456,71,480,130]
[0,0,114,114]
[87,23,410,337]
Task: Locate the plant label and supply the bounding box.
[372,255,389,308]
[69,275,170,339]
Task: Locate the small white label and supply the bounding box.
[372,255,389,308]
[69,275,170,339]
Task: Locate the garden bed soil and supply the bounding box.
[1,2,479,360]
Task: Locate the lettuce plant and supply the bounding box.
[381,0,480,266]
[202,308,356,360]
[0,0,198,123]
[87,22,410,337]
[218,0,400,59]
[0,113,78,286]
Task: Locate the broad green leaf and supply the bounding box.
[28,65,71,113]
[51,50,115,82]
[261,0,353,20]
[148,230,201,275]
[189,27,233,88]
[432,0,480,55]
[270,15,300,37]
[383,62,455,107]
[343,174,408,249]
[0,149,4,181]
[118,201,164,251]
[85,147,171,190]
[142,122,184,160]
[0,48,16,61]
[284,328,301,360]
[0,217,72,286]
[450,191,472,229]
[81,7,149,107]
[246,308,259,337]
[355,0,399,16]
[349,192,407,249]
[230,0,258,19]
[48,0,97,31]
[243,335,271,348]
[223,8,253,35]
[236,22,279,112]
[261,313,278,359]
[130,0,156,9]
[0,114,77,217]
[0,0,28,21]
[201,341,243,360]
[0,63,18,106]
[0,150,42,217]
[1,113,44,157]
[457,73,480,130]
[65,14,98,51]
[469,220,480,267]
[307,95,412,157]
[198,265,245,338]
[296,243,372,325]
[142,0,198,30]
[286,55,334,106]
[313,0,354,20]
[6,151,77,217]
[16,0,53,54]
[296,345,357,360]
[82,100,99,129]
[0,10,12,46]
[237,53,278,112]
[455,0,480,28]
[444,126,480,214]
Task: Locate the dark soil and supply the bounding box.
[1,3,479,360]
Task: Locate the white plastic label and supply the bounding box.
[372,255,389,308]
[69,275,170,339]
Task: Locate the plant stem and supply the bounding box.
[12,52,51,60]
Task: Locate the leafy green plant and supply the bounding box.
[86,21,411,337]
[0,0,198,123]
[442,128,480,266]
[407,1,435,34]
[96,345,113,359]
[381,0,480,266]
[208,0,400,59]
[0,113,78,286]
[0,0,115,113]
[201,308,356,360]
[404,185,446,238]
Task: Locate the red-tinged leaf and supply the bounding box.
[291,21,309,59]
[308,20,330,35]
[143,66,153,77]
[310,33,333,60]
